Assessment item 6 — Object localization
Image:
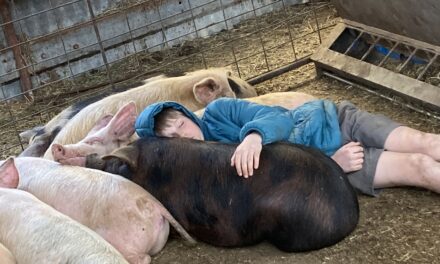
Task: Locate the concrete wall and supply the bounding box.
[331,0,440,46]
[0,0,308,99]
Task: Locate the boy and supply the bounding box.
[135,98,440,196]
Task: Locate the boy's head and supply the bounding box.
[154,108,204,140]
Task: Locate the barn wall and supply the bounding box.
[0,0,308,99]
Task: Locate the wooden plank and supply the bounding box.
[312,48,440,108]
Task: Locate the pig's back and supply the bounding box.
[0,188,128,264]
[0,243,15,264]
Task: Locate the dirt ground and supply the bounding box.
[152,68,440,264]
[1,2,440,263]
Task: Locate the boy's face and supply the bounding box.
[159,114,204,140]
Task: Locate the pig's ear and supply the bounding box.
[0,157,19,188]
[106,102,137,140]
[87,114,114,136]
[19,125,44,142]
[103,145,138,170]
[193,77,221,105]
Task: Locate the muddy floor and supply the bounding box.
[1,2,440,263]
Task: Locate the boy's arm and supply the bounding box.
[204,98,294,144]
[204,98,294,178]
[230,132,262,178]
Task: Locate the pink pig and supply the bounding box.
[0,243,15,264]
[52,101,137,166]
[0,157,195,264]
[0,188,129,264]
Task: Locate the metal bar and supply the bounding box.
[281,0,298,61]
[344,31,364,55]
[360,36,380,61]
[1,0,313,55]
[0,0,326,63]
[397,48,418,73]
[247,55,311,85]
[48,0,78,95]
[417,54,438,80]
[322,71,440,121]
[187,0,207,69]
[123,4,141,70]
[311,0,322,44]
[1,7,330,87]
[219,0,241,77]
[250,0,270,71]
[0,0,33,101]
[377,41,399,67]
[0,83,24,150]
[84,0,115,91]
[11,0,42,95]
[0,0,83,27]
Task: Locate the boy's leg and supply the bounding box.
[384,126,440,161]
[373,151,440,193]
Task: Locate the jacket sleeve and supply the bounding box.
[203,98,293,144]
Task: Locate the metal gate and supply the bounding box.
[0,0,335,157]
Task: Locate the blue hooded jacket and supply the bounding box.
[135,98,342,156]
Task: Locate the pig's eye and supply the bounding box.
[85,137,103,145]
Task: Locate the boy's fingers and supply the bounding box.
[235,153,243,176]
[241,152,249,178]
[345,141,361,148]
[247,153,254,176]
[254,151,260,170]
[231,153,236,166]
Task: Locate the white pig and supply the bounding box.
[0,157,195,264]
[0,243,15,264]
[52,101,136,166]
[52,92,317,166]
[0,188,129,264]
[43,67,255,160]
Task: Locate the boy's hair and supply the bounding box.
[154,108,184,136]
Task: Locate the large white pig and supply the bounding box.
[195,91,316,116]
[0,243,15,264]
[0,157,195,264]
[52,92,317,165]
[19,79,147,158]
[0,188,129,264]
[43,67,256,159]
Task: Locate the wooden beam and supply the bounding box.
[0,0,33,101]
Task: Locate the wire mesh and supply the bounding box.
[0,0,335,158]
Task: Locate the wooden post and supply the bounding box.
[0,0,33,101]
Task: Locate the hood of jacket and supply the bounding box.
[135,101,205,138]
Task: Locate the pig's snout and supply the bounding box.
[52,144,66,161]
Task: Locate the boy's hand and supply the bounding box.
[331,141,364,173]
[231,132,263,178]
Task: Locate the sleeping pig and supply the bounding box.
[43,67,256,160]
[0,188,128,264]
[0,157,195,264]
[85,137,359,252]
